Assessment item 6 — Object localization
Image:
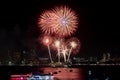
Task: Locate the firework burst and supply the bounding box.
[66,37,81,54]
[52,6,78,37]
[38,6,78,37]
[41,35,53,46]
[51,38,65,62]
[38,10,55,35]
[51,37,64,50]
[41,35,53,63]
[66,37,80,62]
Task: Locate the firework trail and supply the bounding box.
[53,38,64,62]
[66,38,80,62]
[42,36,53,63]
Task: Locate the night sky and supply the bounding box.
[0,0,119,60]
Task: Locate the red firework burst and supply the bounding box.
[66,37,80,54]
[38,10,55,35]
[38,6,78,37]
[42,36,53,46]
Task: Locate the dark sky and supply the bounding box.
[0,0,119,59]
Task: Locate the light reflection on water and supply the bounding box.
[41,68,84,80]
[33,66,119,80]
[0,66,119,80]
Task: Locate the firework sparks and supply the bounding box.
[42,36,52,46]
[38,11,55,35]
[52,6,78,37]
[54,40,61,62]
[67,38,80,54]
[52,38,64,62]
[42,36,53,63]
[61,46,68,62]
[38,6,80,63]
[66,38,81,62]
[38,6,78,37]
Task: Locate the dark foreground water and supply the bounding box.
[0,65,120,80]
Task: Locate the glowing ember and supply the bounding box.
[42,36,52,46]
